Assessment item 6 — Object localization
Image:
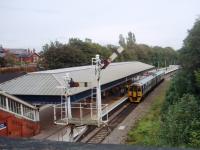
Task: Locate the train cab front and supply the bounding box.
[129,85,142,103]
[131,85,142,102]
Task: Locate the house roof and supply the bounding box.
[0,61,154,96]
[3,48,39,58]
[8,49,27,55]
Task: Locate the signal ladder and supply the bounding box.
[60,95,68,124]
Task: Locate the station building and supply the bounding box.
[0,61,154,104]
[0,61,154,137]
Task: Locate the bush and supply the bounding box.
[160,94,200,148]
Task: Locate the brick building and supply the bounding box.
[0,45,40,64]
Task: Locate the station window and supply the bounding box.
[8,98,21,115]
[0,95,6,109]
[23,105,34,120]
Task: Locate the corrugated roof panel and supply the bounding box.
[0,74,61,95]
[0,61,154,96]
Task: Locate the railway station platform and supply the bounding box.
[33,65,179,141]
[32,94,128,141]
[54,94,128,126]
[102,96,128,117]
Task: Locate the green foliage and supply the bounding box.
[159,18,200,148]
[40,39,112,69]
[127,81,170,146]
[126,31,136,48]
[160,94,200,148]
[0,57,7,67]
[43,42,87,69]
[161,71,195,113]
[4,52,16,66]
[180,18,200,71]
[194,69,200,91]
[40,32,178,69]
[119,34,126,48]
[118,32,178,66]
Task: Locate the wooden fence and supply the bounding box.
[0,66,38,74]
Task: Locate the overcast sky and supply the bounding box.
[0,0,200,51]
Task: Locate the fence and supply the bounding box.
[54,102,108,126]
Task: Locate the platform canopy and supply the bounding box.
[0,61,154,104]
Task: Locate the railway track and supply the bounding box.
[81,72,174,144]
[81,102,137,144]
[40,71,176,142]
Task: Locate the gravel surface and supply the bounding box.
[102,80,168,144]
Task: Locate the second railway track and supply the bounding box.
[80,102,137,144]
[80,73,172,144]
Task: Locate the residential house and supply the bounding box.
[0,45,40,64]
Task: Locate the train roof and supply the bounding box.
[134,75,155,85]
[133,70,164,86]
[154,70,165,76]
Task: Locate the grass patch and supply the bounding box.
[126,81,171,146]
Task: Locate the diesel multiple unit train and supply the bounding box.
[128,70,165,102]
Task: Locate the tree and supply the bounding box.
[4,52,16,66]
[0,57,6,67]
[40,38,112,69]
[119,34,126,48]
[160,18,200,148]
[194,69,200,92]
[126,31,136,48]
[41,41,88,69]
[180,18,200,71]
[85,38,92,43]
[160,94,200,147]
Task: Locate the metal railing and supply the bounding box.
[0,92,39,122]
[54,102,108,126]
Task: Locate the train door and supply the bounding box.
[131,85,137,102]
[136,86,142,102]
[128,86,133,102]
[128,86,133,97]
[133,86,137,98]
[137,86,142,97]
